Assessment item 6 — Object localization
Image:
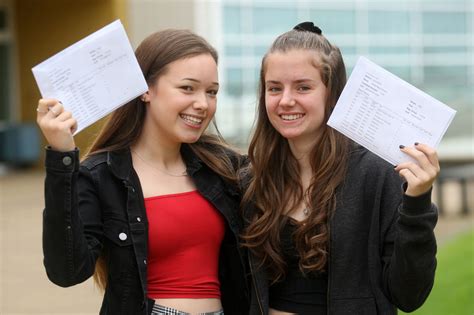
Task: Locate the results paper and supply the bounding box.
[32,20,148,134]
[327,56,456,165]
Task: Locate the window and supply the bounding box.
[369,46,411,54]
[0,43,9,121]
[423,12,467,33]
[223,5,241,34]
[225,68,243,97]
[310,10,355,34]
[252,7,297,34]
[424,66,467,85]
[224,44,242,57]
[0,8,5,29]
[385,66,412,82]
[423,46,468,54]
[0,5,10,122]
[369,11,410,33]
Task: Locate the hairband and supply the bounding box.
[293,22,322,35]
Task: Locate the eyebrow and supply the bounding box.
[182,78,219,86]
[265,79,315,84]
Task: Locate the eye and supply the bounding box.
[267,86,281,93]
[180,86,194,92]
[297,85,311,92]
[207,89,219,97]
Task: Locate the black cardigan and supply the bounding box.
[245,145,438,315]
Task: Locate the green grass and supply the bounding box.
[400,229,474,315]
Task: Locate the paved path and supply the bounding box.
[1,170,472,314]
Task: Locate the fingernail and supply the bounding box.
[394,165,398,168]
[399,145,405,149]
[414,142,419,146]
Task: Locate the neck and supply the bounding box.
[132,133,183,168]
[288,138,316,190]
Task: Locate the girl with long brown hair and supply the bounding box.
[242,22,439,315]
[37,29,248,315]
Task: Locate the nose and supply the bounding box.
[193,92,209,111]
[279,89,295,107]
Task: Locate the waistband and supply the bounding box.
[151,303,224,315]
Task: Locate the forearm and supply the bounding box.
[42,148,99,287]
[386,190,438,311]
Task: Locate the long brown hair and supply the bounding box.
[88,29,240,290]
[241,29,350,282]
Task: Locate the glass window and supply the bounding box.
[252,7,297,34]
[0,43,9,120]
[223,5,241,34]
[0,9,6,30]
[339,46,357,55]
[369,46,411,54]
[225,45,242,57]
[309,10,355,34]
[368,11,410,33]
[225,68,243,97]
[423,46,468,54]
[423,12,467,33]
[385,66,411,82]
[254,44,271,58]
[424,66,467,85]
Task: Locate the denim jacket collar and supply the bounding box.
[105,144,203,181]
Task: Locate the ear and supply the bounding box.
[141,91,150,102]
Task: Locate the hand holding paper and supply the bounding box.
[327,56,456,166]
[395,143,440,196]
[36,98,77,152]
[32,20,148,135]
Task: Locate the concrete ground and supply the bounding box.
[1,170,473,314]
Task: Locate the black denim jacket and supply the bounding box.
[244,146,438,315]
[42,144,249,315]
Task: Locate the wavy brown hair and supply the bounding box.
[85,29,241,291]
[241,29,350,282]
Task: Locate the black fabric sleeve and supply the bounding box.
[42,148,103,287]
[380,171,438,312]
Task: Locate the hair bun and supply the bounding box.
[293,22,322,35]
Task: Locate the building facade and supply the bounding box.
[1,0,472,165]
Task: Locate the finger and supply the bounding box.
[399,144,439,179]
[70,119,78,134]
[37,98,58,118]
[46,102,64,118]
[398,168,418,185]
[60,118,76,129]
[395,161,431,182]
[56,111,72,122]
[399,145,433,172]
[414,142,440,171]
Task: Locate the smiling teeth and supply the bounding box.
[180,114,203,125]
[281,114,304,121]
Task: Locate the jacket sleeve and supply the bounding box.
[380,171,438,312]
[42,148,103,287]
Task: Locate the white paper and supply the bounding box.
[32,20,148,134]
[327,56,456,166]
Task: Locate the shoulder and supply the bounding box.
[189,136,249,170]
[81,151,108,170]
[348,144,394,176]
[345,143,403,190]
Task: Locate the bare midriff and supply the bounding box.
[269,308,297,315]
[154,298,222,313]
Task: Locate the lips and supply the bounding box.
[280,113,305,121]
[180,114,204,126]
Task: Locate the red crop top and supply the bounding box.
[145,190,225,299]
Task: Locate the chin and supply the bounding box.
[181,135,202,144]
[278,131,301,140]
